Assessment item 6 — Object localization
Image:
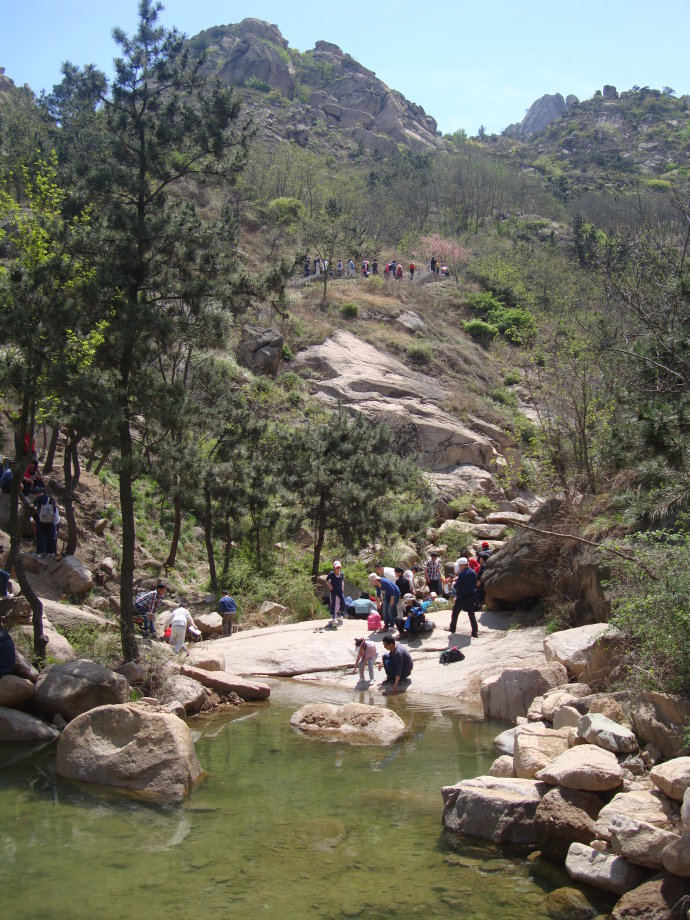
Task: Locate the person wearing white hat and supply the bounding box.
[165,606,199,654]
[326,560,347,624]
[449,558,478,637]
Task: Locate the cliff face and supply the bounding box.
[189,19,441,154]
[504,92,578,138]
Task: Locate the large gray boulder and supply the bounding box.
[537,744,624,792]
[513,724,572,779]
[565,842,649,895]
[543,623,612,677]
[632,692,690,759]
[577,713,639,754]
[290,702,405,745]
[661,832,690,877]
[594,789,681,841]
[651,758,690,802]
[608,814,680,870]
[56,704,203,803]
[159,672,207,715]
[503,93,570,138]
[40,598,115,633]
[534,787,602,863]
[186,646,226,672]
[33,659,130,720]
[482,499,564,609]
[237,325,284,376]
[0,674,35,707]
[193,613,223,638]
[480,662,568,722]
[611,876,690,920]
[0,705,60,743]
[442,775,547,845]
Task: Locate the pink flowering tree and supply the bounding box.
[419,234,470,282]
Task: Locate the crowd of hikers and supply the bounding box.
[303,255,451,280]
[2,454,60,558]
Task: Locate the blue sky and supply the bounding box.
[2,1,688,135]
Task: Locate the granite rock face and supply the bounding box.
[442,775,547,845]
[504,92,578,138]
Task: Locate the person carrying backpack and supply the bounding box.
[33,492,57,557]
[219,592,237,636]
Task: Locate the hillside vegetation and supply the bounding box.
[0,3,689,691]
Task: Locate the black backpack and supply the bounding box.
[440,646,465,665]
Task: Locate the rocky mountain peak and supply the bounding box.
[504,92,578,138]
[189,20,439,154]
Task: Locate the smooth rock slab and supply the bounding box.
[553,705,582,729]
[0,674,35,707]
[33,659,130,720]
[594,789,681,841]
[442,775,547,845]
[480,662,568,722]
[537,744,624,792]
[513,724,572,779]
[179,665,270,701]
[609,814,680,869]
[577,713,639,754]
[534,787,602,863]
[651,757,690,801]
[56,704,203,803]
[186,646,226,672]
[565,842,649,895]
[290,702,405,745]
[0,705,60,743]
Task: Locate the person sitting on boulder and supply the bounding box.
[218,591,237,637]
[164,606,199,655]
[353,636,378,682]
[134,581,167,638]
[379,633,413,692]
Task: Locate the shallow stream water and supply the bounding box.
[0,680,613,919]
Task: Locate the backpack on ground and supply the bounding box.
[38,499,54,524]
[440,646,465,665]
[367,611,382,630]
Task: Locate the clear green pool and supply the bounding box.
[0,681,613,919]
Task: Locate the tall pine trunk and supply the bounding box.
[204,483,217,592]
[119,417,138,661]
[43,424,60,474]
[311,497,326,583]
[164,490,181,569]
[62,430,80,556]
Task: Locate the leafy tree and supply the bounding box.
[49,0,252,659]
[280,412,404,581]
[419,233,469,281]
[0,155,98,655]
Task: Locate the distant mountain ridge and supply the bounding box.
[187,18,441,155]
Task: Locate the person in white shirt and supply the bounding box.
[165,606,198,654]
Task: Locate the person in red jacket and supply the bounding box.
[409,262,415,280]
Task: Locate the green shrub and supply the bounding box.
[463,319,498,343]
[281,344,293,361]
[489,388,518,407]
[465,291,504,316]
[503,371,521,386]
[245,77,271,93]
[493,307,536,345]
[340,302,359,319]
[609,527,690,694]
[406,343,433,366]
[266,197,305,225]
[448,491,496,516]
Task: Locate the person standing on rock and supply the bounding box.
[219,591,237,636]
[394,566,412,617]
[348,258,355,277]
[134,581,167,638]
[369,573,400,630]
[165,606,199,655]
[379,633,413,692]
[409,261,415,281]
[449,557,478,637]
[353,637,378,682]
[327,560,347,625]
[424,550,443,596]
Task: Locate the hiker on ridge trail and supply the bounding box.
[396,263,403,280]
[409,261,415,281]
[33,491,57,557]
[348,258,355,277]
[372,259,378,275]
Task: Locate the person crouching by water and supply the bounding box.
[379,634,413,693]
[353,637,378,683]
[165,606,199,655]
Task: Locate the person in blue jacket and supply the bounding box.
[369,573,400,630]
[219,592,237,637]
[450,557,478,637]
[326,560,347,624]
